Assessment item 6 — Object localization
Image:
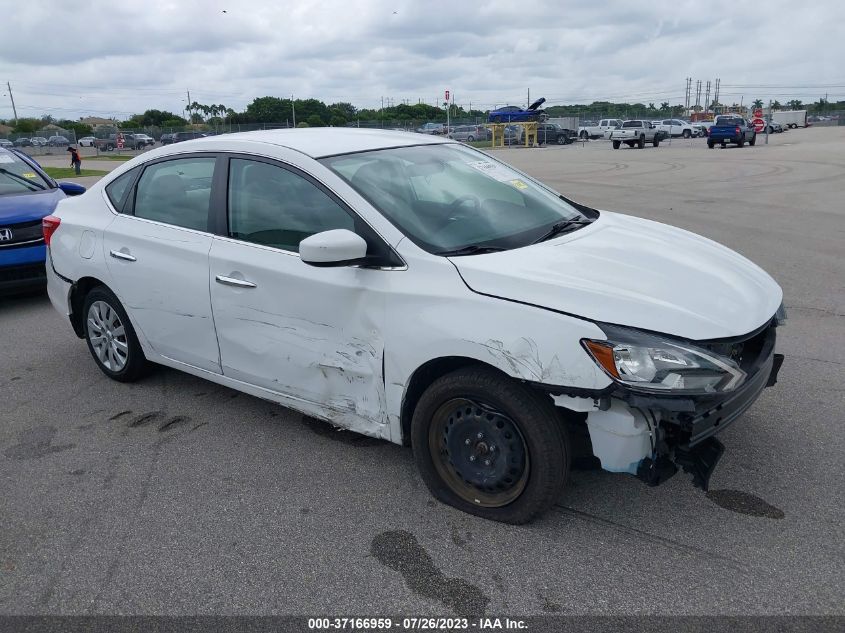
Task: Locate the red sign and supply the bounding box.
[753,108,763,119]
[752,118,766,133]
[116,139,124,149]
[444,90,450,102]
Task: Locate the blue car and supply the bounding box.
[0,148,85,292]
[488,97,547,123]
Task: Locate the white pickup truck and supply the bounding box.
[608,120,666,149]
[652,118,699,138]
[578,119,622,139]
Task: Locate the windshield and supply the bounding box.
[321,143,588,254]
[0,149,51,195]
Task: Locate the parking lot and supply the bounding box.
[1,127,843,616]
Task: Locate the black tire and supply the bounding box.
[612,140,621,149]
[638,135,646,149]
[411,366,569,524]
[737,136,745,148]
[707,140,715,148]
[749,134,756,146]
[652,138,660,147]
[579,130,588,139]
[82,286,148,382]
[467,135,475,142]
[683,129,691,138]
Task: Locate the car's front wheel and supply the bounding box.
[83,287,147,382]
[683,129,691,138]
[612,140,621,149]
[412,367,569,524]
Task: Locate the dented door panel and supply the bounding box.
[209,237,389,433]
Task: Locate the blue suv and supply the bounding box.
[0,148,85,292]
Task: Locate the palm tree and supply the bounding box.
[752,99,763,109]
[786,99,803,110]
[660,102,670,113]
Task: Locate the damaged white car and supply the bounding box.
[44,129,785,523]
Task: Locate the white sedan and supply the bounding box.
[78,136,96,147]
[44,129,785,523]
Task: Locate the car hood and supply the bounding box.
[0,188,65,224]
[451,211,782,340]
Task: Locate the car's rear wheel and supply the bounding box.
[412,367,569,524]
[708,140,715,148]
[653,138,660,147]
[579,130,588,139]
[737,136,745,147]
[83,287,147,382]
[683,129,691,138]
[612,140,621,149]
[638,135,646,148]
[749,135,756,146]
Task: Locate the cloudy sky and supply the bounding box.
[1,0,842,121]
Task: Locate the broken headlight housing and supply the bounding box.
[582,324,747,395]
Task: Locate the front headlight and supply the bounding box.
[582,324,747,394]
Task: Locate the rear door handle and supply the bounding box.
[109,249,136,262]
[215,275,256,288]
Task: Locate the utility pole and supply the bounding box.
[6,82,18,124]
[695,80,702,111]
[291,95,296,127]
[684,77,692,112]
[766,99,771,145]
[186,89,191,122]
[527,88,530,108]
[713,78,720,111]
[705,80,711,113]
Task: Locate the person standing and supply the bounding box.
[67,145,81,175]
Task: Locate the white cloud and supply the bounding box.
[1,0,842,120]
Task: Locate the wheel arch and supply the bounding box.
[69,275,111,338]
[399,356,508,446]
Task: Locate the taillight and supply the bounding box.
[735,126,741,135]
[42,215,61,247]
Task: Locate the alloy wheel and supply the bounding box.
[87,300,129,371]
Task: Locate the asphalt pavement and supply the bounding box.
[1,127,843,616]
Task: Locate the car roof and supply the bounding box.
[166,128,451,158]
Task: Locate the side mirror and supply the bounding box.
[300,229,368,267]
[58,182,86,196]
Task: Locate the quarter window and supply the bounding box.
[133,157,215,231]
[104,168,138,211]
[227,158,354,252]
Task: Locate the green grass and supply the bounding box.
[44,167,109,178]
[88,154,136,161]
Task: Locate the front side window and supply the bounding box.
[322,143,589,254]
[227,158,354,252]
[133,157,215,230]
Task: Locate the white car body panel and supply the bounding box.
[452,211,782,341]
[103,215,221,373]
[46,128,783,460]
[208,235,389,432]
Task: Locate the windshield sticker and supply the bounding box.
[22,172,37,178]
[510,179,528,189]
[467,160,522,184]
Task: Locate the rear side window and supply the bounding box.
[133,157,215,231]
[104,168,138,212]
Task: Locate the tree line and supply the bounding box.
[2,96,843,135]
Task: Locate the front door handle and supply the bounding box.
[215,274,256,288]
[110,249,136,262]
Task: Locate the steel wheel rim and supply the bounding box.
[428,398,530,508]
[87,301,129,372]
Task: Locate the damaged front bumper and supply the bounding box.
[548,321,784,490]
